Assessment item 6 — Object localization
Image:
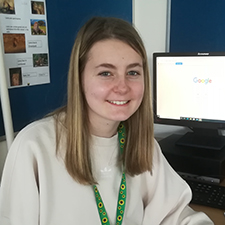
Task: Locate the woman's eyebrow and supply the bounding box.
[95,63,116,69]
[127,63,143,69]
[95,62,143,69]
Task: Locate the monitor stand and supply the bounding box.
[176,128,225,150]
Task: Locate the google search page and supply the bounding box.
[156,56,225,122]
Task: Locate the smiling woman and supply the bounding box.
[82,39,144,134]
[0,17,213,225]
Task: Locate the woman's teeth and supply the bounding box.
[108,100,128,105]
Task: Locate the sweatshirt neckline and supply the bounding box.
[91,133,118,147]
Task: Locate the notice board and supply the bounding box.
[0,0,132,136]
[169,0,225,52]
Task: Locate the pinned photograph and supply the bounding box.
[0,0,15,14]
[33,53,48,67]
[31,19,46,35]
[9,67,22,86]
[31,1,45,15]
[3,33,26,54]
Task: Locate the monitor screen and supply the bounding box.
[153,52,225,150]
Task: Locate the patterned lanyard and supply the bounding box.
[93,123,126,225]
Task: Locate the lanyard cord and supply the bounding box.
[93,123,126,225]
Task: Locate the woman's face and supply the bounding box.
[82,39,144,128]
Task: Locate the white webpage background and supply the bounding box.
[157,56,225,121]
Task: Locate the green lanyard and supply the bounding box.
[93,123,126,225]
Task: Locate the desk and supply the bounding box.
[190,204,224,225]
[190,179,225,225]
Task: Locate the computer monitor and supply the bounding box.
[153,52,225,150]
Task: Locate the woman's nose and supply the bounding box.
[113,76,130,94]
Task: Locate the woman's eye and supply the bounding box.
[99,71,111,77]
[128,71,139,76]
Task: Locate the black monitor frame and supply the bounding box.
[153,52,225,150]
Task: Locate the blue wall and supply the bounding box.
[0,0,132,136]
[170,0,225,52]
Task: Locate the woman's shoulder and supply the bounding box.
[17,116,55,137]
[152,138,163,158]
[2,116,58,178]
[10,116,56,151]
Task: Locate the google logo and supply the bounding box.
[193,77,212,84]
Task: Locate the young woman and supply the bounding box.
[0,17,213,225]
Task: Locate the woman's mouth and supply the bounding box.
[107,100,129,105]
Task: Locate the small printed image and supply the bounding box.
[31,19,46,35]
[3,33,26,54]
[31,1,45,15]
[9,67,22,86]
[0,0,15,14]
[33,53,48,67]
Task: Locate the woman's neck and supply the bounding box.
[90,120,120,138]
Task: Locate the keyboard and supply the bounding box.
[184,178,225,210]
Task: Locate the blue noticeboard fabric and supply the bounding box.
[169,0,225,52]
[0,0,132,136]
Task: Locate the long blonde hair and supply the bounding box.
[54,17,154,185]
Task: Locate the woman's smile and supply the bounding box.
[107,100,129,105]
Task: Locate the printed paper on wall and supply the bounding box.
[0,0,50,88]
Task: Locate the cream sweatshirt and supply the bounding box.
[0,116,213,224]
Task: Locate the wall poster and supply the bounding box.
[0,0,50,88]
